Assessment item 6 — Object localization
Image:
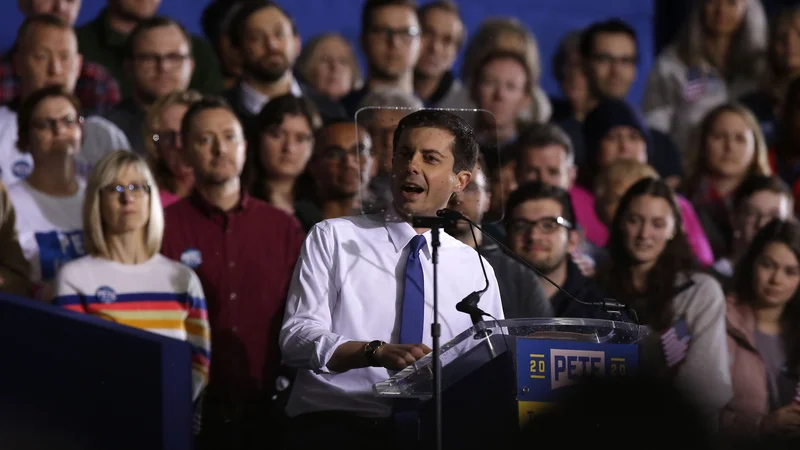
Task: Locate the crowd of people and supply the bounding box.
[1,0,800,448]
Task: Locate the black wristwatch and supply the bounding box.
[364,340,386,367]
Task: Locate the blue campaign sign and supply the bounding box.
[517,339,640,404]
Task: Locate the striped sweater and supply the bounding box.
[53,254,210,401]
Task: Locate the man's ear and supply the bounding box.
[454,170,472,193]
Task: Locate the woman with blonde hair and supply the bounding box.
[295,33,363,101]
[683,103,771,261]
[54,151,210,409]
[142,90,202,208]
[643,0,768,153]
[458,17,552,123]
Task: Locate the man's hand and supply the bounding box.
[761,403,800,436]
[374,344,432,370]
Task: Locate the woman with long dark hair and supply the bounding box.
[599,177,731,423]
[243,94,321,231]
[723,219,800,441]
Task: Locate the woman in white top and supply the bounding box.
[53,150,210,427]
[7,86,88,300]
[642,0,768,154]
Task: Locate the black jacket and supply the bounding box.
[551,259,614,320]
[480,243,553,319]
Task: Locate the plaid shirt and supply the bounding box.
[0,55,121,115]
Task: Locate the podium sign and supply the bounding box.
[516,338,640,426]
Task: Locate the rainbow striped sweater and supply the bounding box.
[53,254,210,401]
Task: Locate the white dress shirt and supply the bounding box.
[280,208,504,418]
[240,77,303,116]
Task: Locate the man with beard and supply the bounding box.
[340,0,422,117]
[305,120,376,222]
[76,0,222,97]
[280,110,503,448]
[160,96,305,450]
[105,17,194,153]
[505,181,609,319]
[445,159,551,318]
[224,2,345,131]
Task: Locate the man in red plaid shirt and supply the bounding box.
[4,0,121,115]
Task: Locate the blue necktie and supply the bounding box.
[399,235,426,344]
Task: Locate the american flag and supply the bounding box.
[683,68,706,103]
[794,381,800,404]
[661,318,691,369]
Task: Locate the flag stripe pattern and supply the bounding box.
[662,317,691,369]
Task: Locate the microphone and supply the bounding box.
[438,208,639,324]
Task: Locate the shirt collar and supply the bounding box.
[239,77,303,115]
[383,205,433,260]
[189,189,252,217]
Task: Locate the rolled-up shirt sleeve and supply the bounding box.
[280,223,349,374]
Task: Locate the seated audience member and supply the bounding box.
[224,2,344,130]
[0,182,33,298]
[76,0,222,97]
[201,0,246,90]
[459,17,552,122]
[712,175,794,286]
[594,159,713,267]
[642,0,767,154]
[8,87,89,299]
[0,15,130,184]
[723,219,800,444]
[470,50,533,155]
[2,0,121,115]
[550,30,589,124]
[598,178,731,424]
[295,33,363,102]
[106,17,195,154]
[305,120,376,225]
[446,159,552,318]
[357,89,423,212]
[142,90,201,208]
[769,76,800,208]
[53,150,210,406]
[505,181,610,319]
[683,103,771,260]
[559,19,682,181]
[245,95,321,232]
[161,96,304,450]
[740,5,800,146]
[339,0,421,117]
[413,0,467,108]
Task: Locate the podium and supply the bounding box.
[0,294,193,450]
[374,318,650,448]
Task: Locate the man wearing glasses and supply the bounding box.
[341,0,422,116]
[505,181,609,318]
[106,17,195,154]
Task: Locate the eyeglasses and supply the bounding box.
[152,131,181,149]
[31,115,83,133]
[133,53,191,70]
[101,183,151,198]
[510,216,573,234]
[367,26,420,43]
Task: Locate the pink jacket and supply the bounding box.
[570,186,715,266]
[721,300,769,439]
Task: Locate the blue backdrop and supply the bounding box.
[0,0,655,104]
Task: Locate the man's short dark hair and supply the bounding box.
[124,16,193,59]
[579,19,638,60]
[514,123,575,166]
[505,181,577,231]
[417,0,465,47]
[361,0,418,35]
[733,175,794,211]
[15,14,72,52]
[180,95,239,144]
[227,1,297,49]
[392,109,478,173]
[17,85,82,152]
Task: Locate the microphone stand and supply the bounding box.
[411,215,452,450]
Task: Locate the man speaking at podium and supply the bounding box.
[279,109,504,449]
